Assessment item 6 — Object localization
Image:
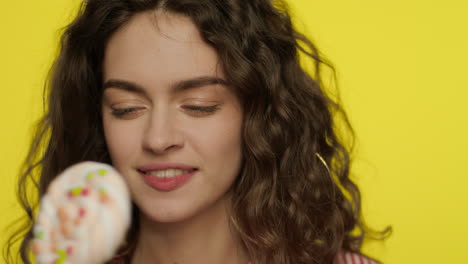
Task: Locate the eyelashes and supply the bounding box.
[182,105,220,113]
[111,107,143,116]
[110,105,221,118]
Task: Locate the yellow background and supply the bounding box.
[1,0,467,263]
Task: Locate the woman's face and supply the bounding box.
[101,11,243,223]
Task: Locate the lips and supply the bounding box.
[137,162,198,173]
[138,169,197,192]
[136,162,198,192]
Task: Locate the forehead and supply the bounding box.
[103,11,223,92]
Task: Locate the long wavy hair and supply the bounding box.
[3,0,390,263]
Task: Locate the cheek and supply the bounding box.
[189,114,243,169]
[102,116,142,167]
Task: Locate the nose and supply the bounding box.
[142,110,183,154]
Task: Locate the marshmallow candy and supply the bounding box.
[31,161,131,264]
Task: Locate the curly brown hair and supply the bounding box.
[3,0,390,263]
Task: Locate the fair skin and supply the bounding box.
[101,10,249,264]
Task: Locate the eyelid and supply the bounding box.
[109,104,220,118]
[182,104,221,112]
[103,92,148,106]
[110,106,146,117]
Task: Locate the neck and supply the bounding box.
[130,195,250,264]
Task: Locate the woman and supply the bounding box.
[4,0,389,263]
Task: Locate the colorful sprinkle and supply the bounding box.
[57,207,69,221]
[55,249,67,264]
[98,188,107,194]
[81,188,90,196]
[86,172,94,179]
[99,193,110,203]
[66,246,73,255]
[70,187,83,196]
[60,224,71,237]
[68,187,91,197]
[98,169,107,176]
[78,208,86,218]
[36,230,44,239]
[32,241,41,254]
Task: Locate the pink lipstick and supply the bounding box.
[139,170,197,192]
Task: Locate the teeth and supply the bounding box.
[147,169,193,178]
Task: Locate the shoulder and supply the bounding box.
[334,250,380,264]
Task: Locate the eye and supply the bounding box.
[111,107,145,117]
[182,105,221,115]
[110,105,220,118]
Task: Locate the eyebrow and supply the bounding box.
[102,76,229,95]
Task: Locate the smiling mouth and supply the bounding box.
[137,168,198,179]
[138,168,198,192]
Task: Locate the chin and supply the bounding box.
[137,199,200,224]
